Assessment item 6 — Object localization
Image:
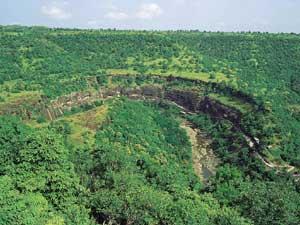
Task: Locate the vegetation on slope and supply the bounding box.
[88,99,251,224]
[0,116,93,224]
[1,26,300,224]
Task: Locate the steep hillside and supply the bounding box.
[1,26,300,225]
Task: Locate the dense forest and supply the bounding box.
[1,25,300,224]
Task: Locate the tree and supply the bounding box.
[291,74,300,94]
[0,175,64,225]
[0,116,93,224]
[238,181,300,225]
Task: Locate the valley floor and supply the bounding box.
[180,119,219,181]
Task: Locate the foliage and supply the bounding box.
[89,99,250,224]
[1,26,300,224]
[209,165,300,225]
[0,116,93,224]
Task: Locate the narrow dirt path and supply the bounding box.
[244,134,299,177]
[255,153,300,178]
[180,120,219,181]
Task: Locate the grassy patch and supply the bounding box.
[106,68,234,84]
[56,104,109,145]
[27,103,109,146]
[209,93,252,113]
[107,69,139,76]
[0,91,42,110]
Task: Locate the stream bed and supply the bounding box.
[180,120,220,181]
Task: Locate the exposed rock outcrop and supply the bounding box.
[41,78,242,129]
[180,120,219,181]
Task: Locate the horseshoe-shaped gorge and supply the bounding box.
[9,74,296,177]
[1,27,300,225]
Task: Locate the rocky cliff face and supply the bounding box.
[199,97,242,125]
[43,78,242,130]
[165,88,202,112]
[42,84,165,120]
[0,75,252,128]
[0,74,244,128]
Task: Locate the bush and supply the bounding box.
[209,72,216,79]
[36,116,47,123]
